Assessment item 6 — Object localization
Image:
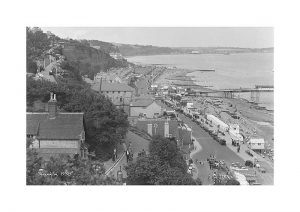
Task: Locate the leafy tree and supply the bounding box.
[125,155,163,185]
[26,150,119,185]
[225,178,240,185]
[150,136,188,173]
[26,27,50,68]
[126,136,199,185]
[27,58,38,74]
[26,77,129,161]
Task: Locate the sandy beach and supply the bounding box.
[154,66,274,148]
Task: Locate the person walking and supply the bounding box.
[126,150,130,163]
[114,148,117,160]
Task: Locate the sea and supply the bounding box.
[127,53,274,111]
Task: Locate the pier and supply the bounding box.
[193,85,274,103]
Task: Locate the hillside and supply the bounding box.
[26,28,129,81]
[116,43,180,56]
[88,40,120,53]
[62,41,128,79]
[114,43,273,57]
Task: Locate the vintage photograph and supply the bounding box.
[26,27,274,185]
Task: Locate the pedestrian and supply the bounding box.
[126,150,130,163]
[114,148,117,159]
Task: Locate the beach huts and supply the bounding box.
[248,138,265,152]
[229,124,244,143]
[206,114,229,133]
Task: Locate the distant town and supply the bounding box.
[26,27,273,185]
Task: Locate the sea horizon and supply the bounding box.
[127,53,274,110]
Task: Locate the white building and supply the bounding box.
[248,138,265,151]
[130,99,162,118]
[229,124,243,142]
[206,114,229,132]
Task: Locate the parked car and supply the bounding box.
[259,167,266,173]
[218,138,226,145]
[246,149,253,157]
[245,160,254,167]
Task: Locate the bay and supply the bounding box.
[127,53,274,110]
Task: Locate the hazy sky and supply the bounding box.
[41,27,273,48]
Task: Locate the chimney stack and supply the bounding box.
[48,92,57,119]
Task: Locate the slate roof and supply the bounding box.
[26,112,84,140]
[130,99,155,107]
[91,82,135,92]
[27,113,48,135]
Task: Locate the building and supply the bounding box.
[130,99,162,118]
[177,123,193,147]
[136,118,179,138]
[27,93,88,160]
[248,138,265,152]
[91,81,135,114]
[229,124,243,142]
[206,114,229,133]
[109,52,124,60]
[94,72,123,83]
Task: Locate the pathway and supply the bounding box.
[105,131,151,180]
[38,62,57,83]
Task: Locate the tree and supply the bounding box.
[150,136,188,173]
[26,27,51,71]
[62,88,129,161]
[125,155,163,185]
[27,58,38,74]
[226,178,240,185]
[126,136,199,185]
[26,150,119,185]
[26,77,129,161]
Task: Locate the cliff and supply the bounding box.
[62,41,128,79]
[116,43,180,56]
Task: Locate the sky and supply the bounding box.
[41,27,273,48]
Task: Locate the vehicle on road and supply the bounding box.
[245,160,254,167]
[246,149,253,157]
[259,167,266,173]
[218,138,226,145]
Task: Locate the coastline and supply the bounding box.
[141,62,274,147]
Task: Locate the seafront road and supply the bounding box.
[178,113,245,184]
[161,101,273,185]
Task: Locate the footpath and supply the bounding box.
[104,131,151,180]
[224,133,274,185]
[39,62,57,83]
[189,137,214,185]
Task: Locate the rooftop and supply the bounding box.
[91,82,135,92]
[27,112,84,140]
[130,99,155,107]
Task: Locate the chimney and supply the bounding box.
[48,92,57,119]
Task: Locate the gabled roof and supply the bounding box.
[91,82,135,92]
[249,138,265,143]
[27,113,48,135]
[27,113,84,140]
[130,99,155,107]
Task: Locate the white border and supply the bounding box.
[1,0,300,212]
